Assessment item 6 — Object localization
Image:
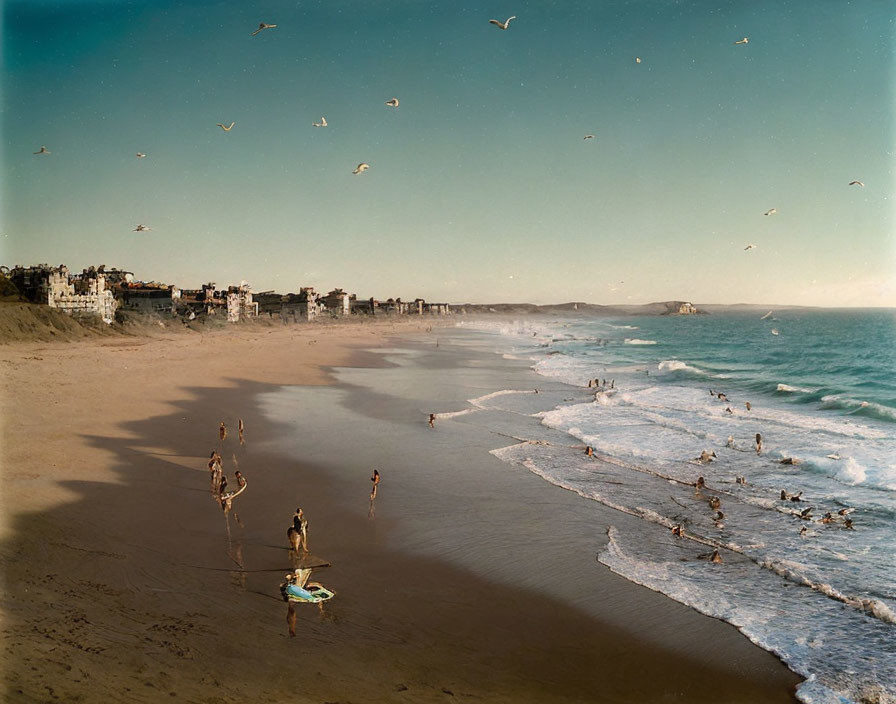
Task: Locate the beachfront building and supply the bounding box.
[46,265,118,324]
[226,282,256,322]
[350,296,378,315]
[423,302,451,315]
[296,287,322,321]
[117,281,179,314]
[321,288,351,316]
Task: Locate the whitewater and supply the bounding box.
[457,309,896,704]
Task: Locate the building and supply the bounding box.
[46,265,118,324]
[117,282,178,314]
[321,288,351,316]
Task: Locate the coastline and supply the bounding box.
[0,319,801,702]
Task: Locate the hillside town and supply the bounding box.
[0,263,452,325]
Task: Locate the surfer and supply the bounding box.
[715,511,725,521]
[789,492,803,502]
[725,407,733,414]
[710,550,722,563]
[799,526,808,536]
[844,518,854,530]
[736,476,746,485]
[800,507,813,519]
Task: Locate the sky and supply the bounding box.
[1,0,894,306]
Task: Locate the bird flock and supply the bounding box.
[29,15,868,244]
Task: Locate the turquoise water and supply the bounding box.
[463,309,896,704]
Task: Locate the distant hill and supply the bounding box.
[453,301,706,316]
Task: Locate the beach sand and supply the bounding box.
[0,318,801,702]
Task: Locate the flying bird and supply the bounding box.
[217,122,235,131]
[133,224,151,232]
[848,180,864,187]
[251,23,276,36]
[583,134,595,140]
[385,97,399,107]
[734,37,749,44]
[764,208,777,216]
[136,152,146,158]
[312,117,327,127]
[489,16,516,30]
[33,146,51,155]
[352,163,369,174]
[744,244,756,250]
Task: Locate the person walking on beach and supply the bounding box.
[219,422,227,441]
[429,413,436,428]
[238,418,244,445]
[293,508,309,552]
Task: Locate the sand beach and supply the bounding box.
[0,319,801,703]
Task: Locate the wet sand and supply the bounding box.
[0,319,801,702]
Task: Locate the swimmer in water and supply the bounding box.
[755,433,762,454]
[799,526,808,536]
[695,476,706,490]
[708,496,721,510]
[697,450,716,463]
[745,402,752,411]
[710,550,722,563]
[780,490,788,501]
[671,524,684,537]
[585,446,594,457]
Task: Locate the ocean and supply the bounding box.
[456,310,896,704]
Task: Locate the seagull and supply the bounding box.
[312,117,327,127]
[744,244,756,250]
[764,208,777,216]
[848,180,864,187]
[385,97,399,107]
[136,152,146,158]
[583,134,595,140]
[217,122,235,131]
[33,146,51,155]
[352,163,369,174]
[771,328,779,336]
[734,37,749,44]
[489,16,516,30]
[635,57,642,63]
[251,23,276,36]
[133,224,152,232]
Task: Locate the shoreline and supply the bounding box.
[0,320,801,702]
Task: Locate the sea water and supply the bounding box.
[458,310,895,704]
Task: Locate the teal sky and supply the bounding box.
[2,0,894,305]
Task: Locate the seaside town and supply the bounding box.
[0,262,451,325]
